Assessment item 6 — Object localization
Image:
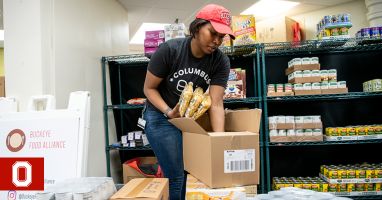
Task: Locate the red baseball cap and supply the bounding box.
[196,4,235,39]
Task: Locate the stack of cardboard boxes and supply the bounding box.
[111,109,262,199]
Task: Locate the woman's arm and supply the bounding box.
[208,85,225,132]
[143,71,179,118]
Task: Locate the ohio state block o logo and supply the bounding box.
[6,129,26,152]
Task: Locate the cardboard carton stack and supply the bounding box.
[267,57,349,96]
[269,115,324,143]
[224,68,246,99]
[144,30,165,56]
[169,109,262,198]
[110,178,169,200]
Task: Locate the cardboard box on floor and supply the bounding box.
[0,76,5,97]
[110,178,169,200]
[122,157,159,184]
[169,109,262,188]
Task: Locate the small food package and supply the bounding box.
[179,82,194,117]
[192,94,212,120]
[185,87,204,118]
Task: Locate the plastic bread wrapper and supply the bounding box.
[179,82,194,117]
[185,87,204,118]
[192,94,211,120]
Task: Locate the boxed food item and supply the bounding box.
[169,109,261,188]
[145,30,165,39]
[224,68,246,99]
[164,23,186,41]
[144,47,158,55]
[232,15,256,46]
[110,178,169,200]
[144,38,164,48]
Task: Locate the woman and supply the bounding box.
[143,4,234,200]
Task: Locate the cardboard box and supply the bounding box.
[321,88,348,94]
[294,90,322,96]
[110,178,169,200]
[267,91,294,97]
[169,109,262,188]
[289,77,321,84]
[123,157,159,184]
[186,174,257,199]
[285,64,320,75]
[270,135,323,143]
[295,122,323,129]
[0,76,4,97]
[269,123,295,130]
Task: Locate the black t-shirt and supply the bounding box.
[147,37,230,109]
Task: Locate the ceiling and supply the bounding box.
[118,0,356,43]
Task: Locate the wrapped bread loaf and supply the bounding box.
[179,82,194,117]
[192,94,211,120]
[185,87,204,118]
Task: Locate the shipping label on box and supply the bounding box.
[224,149,255,173]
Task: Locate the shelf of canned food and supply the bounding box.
[320,174,382,184]
[329,191,382,197]
[324,125,382,142]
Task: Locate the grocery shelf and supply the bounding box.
[266,92,382,102]
[220,44,259,56]
[105,97,262,110]
[102,54,150,65]
[267,139,382,146]
[107,145,152,151]
[106,104,145,110]
[263,37,382,56]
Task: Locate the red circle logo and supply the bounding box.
[6,129,26,152]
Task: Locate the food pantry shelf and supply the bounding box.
[266,92,382,102]
[102,54,150,65]
[107,145,152,151]
[267,139,382,146]
[105,97,261,110]
[262,38,382,56]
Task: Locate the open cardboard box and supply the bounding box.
[169,109,262,188]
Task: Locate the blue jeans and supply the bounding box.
[143,104,186,200]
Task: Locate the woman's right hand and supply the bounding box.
[167,104,180,119]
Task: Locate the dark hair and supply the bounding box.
[189,18,210,38]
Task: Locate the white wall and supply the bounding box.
[293,0,369,40]
[255,0,369,42]
[4,0,129,178]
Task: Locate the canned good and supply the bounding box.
[313,129,322,136]
[312,82,321,90]
[340,27,349,35]
[337,127,348,136]
[286,129,295,136]
[284,83,293,92]
[293,58,302,66]
[304,129,313,136]
[367,126,375,135]
[321,183,329,192]
[324,15,331,24]
[328,69,337,81]
[329,183,337,192]
[347,168,356,179]
[375,183,381,191]
[311,183,320,191]
[338,169,347,179]
[278,130,287,136]
[303,116,313,123]
[371,27,380,38]
[329,82,338,89]
[329,169,338,179]
[320,70,328,81]
[294,70,303,78]
[269,130,278,137]
[268,84,275,93]
[326,127,338,136]
[277,116,286,124]
[321,82,329,90]
[356,127,366,135]
[296,129,304,136]
[356,168,366,178]
[331,28,340,36]
[338,81,347,88]
[302,57,311,65]
[347,183,355,192]
[375,167,382,178]
[366,168,375,178]
[331,15,338,23]
[294,83,303,91]
[347,127,356,136]
[362,28,371,38]
[311,57,319,64]
[338,183,347,192]
[343,13,351,22]
[365,183,374,191]
[303,70,312,77]
[312,116,321,123]
[375,126,382,134]
[303,83,312,90]
[293,183,303,189]
[355,183,364,192]
[302,183,311,190]
[276,84,284,92]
